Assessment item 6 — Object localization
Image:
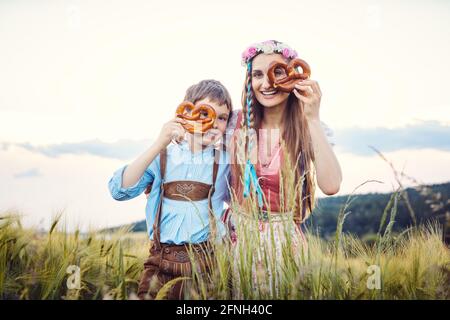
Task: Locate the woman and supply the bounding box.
[227,40,342,298]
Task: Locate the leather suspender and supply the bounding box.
[207,149,220,241]
[152,148,167,250]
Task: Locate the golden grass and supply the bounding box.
[0,212,448,300]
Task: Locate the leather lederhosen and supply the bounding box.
[137,147,220,300]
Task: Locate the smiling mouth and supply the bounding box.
[260,90,278,96]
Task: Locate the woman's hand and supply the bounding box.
[293,79,322,122]
[156,117,187,147]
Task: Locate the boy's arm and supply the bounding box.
[108,162,157,201]
[108,117,186,201]
[122,117,185,188]
[121,141,165,189]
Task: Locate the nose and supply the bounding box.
[261,74,271,89]
[212,118,219,129]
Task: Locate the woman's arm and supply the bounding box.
[307,119,342,195]
[294,79,342,195]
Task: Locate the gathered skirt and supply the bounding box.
[224,210,308,299]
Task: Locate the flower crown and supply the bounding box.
[241,40,298,66]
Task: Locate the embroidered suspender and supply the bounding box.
[152,148,167,250]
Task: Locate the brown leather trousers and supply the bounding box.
[137,241,213,300]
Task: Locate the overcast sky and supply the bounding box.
[1,0,449,231]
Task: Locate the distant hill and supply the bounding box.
[308,182,449,239]
[104,182,450,239]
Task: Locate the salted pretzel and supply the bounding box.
[267,58,311,93]
[175,101,216,134]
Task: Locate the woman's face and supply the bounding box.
[251,53,290,108]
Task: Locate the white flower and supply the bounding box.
[255,43,264,51]
[276,43,287,51]
[262,44,274,54]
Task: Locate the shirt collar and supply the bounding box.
[177,140,215,155]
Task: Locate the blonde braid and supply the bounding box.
[238,61,264,207]
[245,62,257,165]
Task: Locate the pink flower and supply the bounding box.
[282,47,291,59]
[245,47,257,59]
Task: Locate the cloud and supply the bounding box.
[14,168,41,179]
[1,142,10,151]
[15,139,152,160]
[2,121,449,160]
[333,120,450,156]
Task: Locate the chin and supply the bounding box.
[256,94,289,108]
[204,136,223,148]
[201,140,212,147]
[260,100,284,108]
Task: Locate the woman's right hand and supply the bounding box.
[156,117,187,147]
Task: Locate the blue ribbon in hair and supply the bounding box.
[243,160,264,207]
[242,61,264,207]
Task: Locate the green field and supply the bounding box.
[0,210,448,299]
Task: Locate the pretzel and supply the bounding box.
[175,101,216,134]
[267,58,311,93]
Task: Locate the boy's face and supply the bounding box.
[191,97,230,147]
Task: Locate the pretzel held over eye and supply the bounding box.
[267,58,311,93]
[175,101,216,134]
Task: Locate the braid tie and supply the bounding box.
[243,61,263,208]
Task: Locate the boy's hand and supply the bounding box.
[157,117,187,147]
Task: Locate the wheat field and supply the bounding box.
[0,208,448,300]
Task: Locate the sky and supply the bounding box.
[1,0,449,231]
